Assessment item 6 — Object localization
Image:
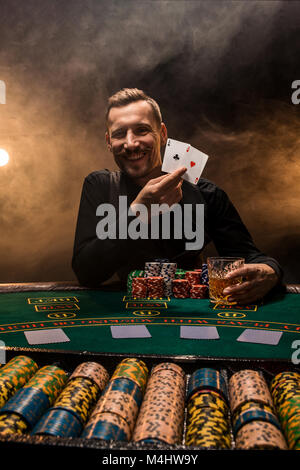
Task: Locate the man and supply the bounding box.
[72,88,282,304]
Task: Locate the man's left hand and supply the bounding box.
[223,263,279,305]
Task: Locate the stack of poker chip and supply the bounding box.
[270,371,300,449]
[201,263,209,287]
[175,269,187,279]
[190,285,208,299]
[132,363,186,445]
[144,262,161,278]
[160,262,177,296]
[32,362,109,438]
[82,358,148,442]
[0,365,67,436]
[0,355,38,410]
[172,279,190,298]
[185,271,202,287]
[146,277,164,299]
[185,368,231,449]
[184,270,208,299]
[229,369,287,450]
[127,270,145,295]
[131,277,147,298]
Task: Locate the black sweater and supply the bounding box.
[72,170,283,287]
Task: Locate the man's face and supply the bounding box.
[106,100,167,181]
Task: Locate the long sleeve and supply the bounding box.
[72,172,136,287]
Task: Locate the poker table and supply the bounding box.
[0,281,300,457]
[0,281,300,361]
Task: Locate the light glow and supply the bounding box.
[0,149,9,166]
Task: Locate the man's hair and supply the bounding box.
[106,88,162,128]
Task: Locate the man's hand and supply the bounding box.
[223,263,279,304]
[130,167,187,221]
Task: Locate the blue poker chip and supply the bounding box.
[1,387,50,428]
[102,378,143,407]
[81,420,129,441]
[187,368,228,402]
[201,264,209,286]
[233,409,281,436]
[32,408,83,437]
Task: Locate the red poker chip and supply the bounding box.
[185,271,201,286]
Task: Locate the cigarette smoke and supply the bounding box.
[0,0,299,282]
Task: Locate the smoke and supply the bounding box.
[0,0,299,282]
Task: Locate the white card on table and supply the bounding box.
[236,329,282,345]
[110,325,152,339]
[24,328,70,345]
[180,326,220,340]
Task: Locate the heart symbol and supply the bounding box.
[190,161,196,167]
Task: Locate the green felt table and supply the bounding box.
[0,287,300,360]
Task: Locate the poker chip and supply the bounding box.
[229,370,274,415]
[270,370,300,448]
[68,362,109,391]
[175,269,187,279]
[190,284,208,299]
[144,262,161,278]
[102,377,143,408]
[82,411,131,441]
[0,355,38,408]
[151,362,186,380]
[0,365,68,428]
[111,358,149,394]
[233,409,281,436]
[235,420,287,450]
[185,271,201,287]
[127,270,145,295]
[172,279,190,298]
[187,368,228,403]
[0,412,28,436]
[51,377,100,425]
[185,386,231,449]
[146,276,164,299]
[132,363,186,445]
[131,277,147,298]
[160,262,177,296]
[92,385,140,433]
[189,390,229,415]
[32,408,83,437]
[201,263,209,286]
[232,400,275,426]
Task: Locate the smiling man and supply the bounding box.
[72,88,282,304]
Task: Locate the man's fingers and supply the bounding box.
[223,280,253,295]
[225,266,257,280]
[156,167,187,191]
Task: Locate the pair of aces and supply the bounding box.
[162,138,209,185]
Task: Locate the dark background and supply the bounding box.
[0,0,299,283]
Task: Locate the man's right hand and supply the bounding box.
[130,167,187,221]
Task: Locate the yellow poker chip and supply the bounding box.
[53,377,100,424]
[270,372,300,391]
[0,412,28,436]
[189,391,228,414]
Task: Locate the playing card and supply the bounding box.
[162,138,191,173]
[182,146,209,185]
[180,326,220,340]
[236,329,282,345]
[24,328,70,345]
[110,325,152,339]
[162,138,208,185]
